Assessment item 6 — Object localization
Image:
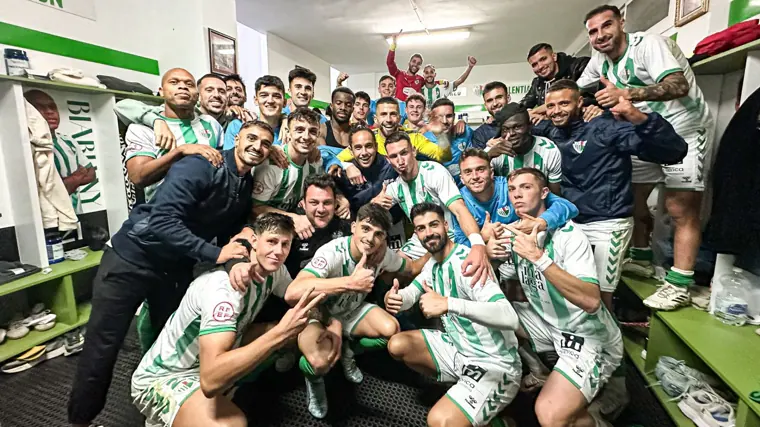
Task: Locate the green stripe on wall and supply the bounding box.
[728,0,760,26]
[0,21,160,75]
[284,93,330,109]
[670,32,678,42]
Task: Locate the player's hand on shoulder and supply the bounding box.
[269,145,289,169]
[179,144,223,167]
[218,240,249,264]
[153,119,176,151]
[293,215,315,241]
[582,105,604,122]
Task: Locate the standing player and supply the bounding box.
[131,215,325,427]
[578,5,714,310]
[472,82,511,150]
[520,43,591,110]
[386,30,425,101]
[386,202,521,427]
[370,132,492,286]
[488,103,562,194]
[505,168,622,427]
[421,56,477,106]
[285,203,426,418]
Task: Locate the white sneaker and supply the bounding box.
[622,259,656,278]
[644,283,690,310]
[275,351,296,372]
[690,286,711,311]
[341,345,363,384]
[677,389,735,427]
[305,377,328,419]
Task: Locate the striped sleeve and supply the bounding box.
[199,274,246,336]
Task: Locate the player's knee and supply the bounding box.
[387,334,408,360]
[377,316,400,338]
[211,409,247,427]
[426,406,450,427]
[306,353,331,376]
[535,396,570,427]
[665,194,699,221]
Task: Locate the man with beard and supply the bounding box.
[386,202,521,427]
[472,81,511,150]
[224,73,248,108]
[337,73,407,127]
[285,203,427,419]
[352,91,371,125]
[426,98,473,186]
[370,132,492,288]
[322,87,355,148]
[121,69,224,203]
[504,168,622,427]
[386,30,425,101]
[488,103,563,195]
[68,120,275,427]
[420,56,477,106]
[577,5,714,311]
[520,43,591,110]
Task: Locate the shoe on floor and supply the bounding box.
[1,345,46,373]
[644,283,690,310]
[657,356,721,387]
[305,377,328,419]
[622,259,656,279]
[677,389,735,427]
[341,345,363,384]
[689,286,711,311]
[45,337,67,360]
[64,327,85,355]
[30,302,45,315]
[6,322,29,340]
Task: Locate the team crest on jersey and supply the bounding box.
[203,129,212,138]
[497,205,511,218]
[332,231,344,239]
[573,140,586,154]
[212,302,235,322]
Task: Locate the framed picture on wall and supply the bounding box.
[675,0,709,27]
[208,29,237,75]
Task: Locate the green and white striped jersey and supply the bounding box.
[124,114,224,201]
[386,161,463,225]
[302,236,405,316]
[421,84,454,106]
[513,221,619,341]
[52,132,92,213]
[577,32,712,134]
[252,145,323,211]
[490,136,562,182]
[411,244,519,364]
[132,266,291,388]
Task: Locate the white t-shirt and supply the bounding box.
[252,144,323,211]
[303,236,406,316]
[386,161,463,225]
[576,32,712,134]
[490,136,562,183]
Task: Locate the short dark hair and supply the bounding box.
[547,79,580,94]
[287,107,321,127]
[197,73,225,87]
[507,167,549,189]
[348,124,375,147]
[252,213,295,238]
[482,81,508,98]
[495,103,530,130]
[431,97,455,112]
[410,53,423,62]
[288,66,317,86]
[356,203,392,232]
[379,75,396,85]
[254,75,285,95]
[385,131,411,148]
[355,91,371,104]
[410,202,444,222]
[584,5,622,24]
[224,74,246,92]
[527,43,553,59]
[304,173,338,199]
[239,120,275,139]
[376,96,399,110]
[332,86,355,102]
[406,93,426,109]
[459,148,491,166]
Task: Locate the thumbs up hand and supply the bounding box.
[480,212,504,242]
[594,75,630,107]
[419,281,448,318]
[371,182,394,210]
[384,278,404,315]
[610,96,648,125]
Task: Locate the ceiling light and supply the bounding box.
[385,28,470,46]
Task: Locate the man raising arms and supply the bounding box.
[421,56,477,106]
[386,202,521,427]
[386,30,425,101]
[577,5,714,310]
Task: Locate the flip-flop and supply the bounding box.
[6,322,29,340]
[34,320,56,331]
[1,345,47,373]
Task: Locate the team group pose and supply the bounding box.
[58,4,709,427]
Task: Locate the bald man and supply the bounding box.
[25,90,96,213]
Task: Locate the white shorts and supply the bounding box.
[421,329,521,426]
[631,128,712,191]
[514,303,623,402]
[576,218,633,293]
[399,231,456,260]
[334,302,378,336]
[132,371,201,426]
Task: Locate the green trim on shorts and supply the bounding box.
[579,277,600,285]
[177,379,201,413]
[199,326,236,336]
[420,330,441,381]
[554,366,582,390]
[126,151,158,161]
[302,268,324,278]
[488,294,506,302]
[445,393,476,424]
[348,305,378,336]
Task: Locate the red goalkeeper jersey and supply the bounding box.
[386,50,424,101]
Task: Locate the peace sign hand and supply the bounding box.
[504,223,544,263]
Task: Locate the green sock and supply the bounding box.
[299,355,320,379]
[136,303,156,355]
[665,267,694,288]
[355,337,388,354]
[629,247,653,262]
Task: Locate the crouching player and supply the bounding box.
[386,202,521,427]
[130,214,325,427]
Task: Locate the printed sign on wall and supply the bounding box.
[26,0,96,21]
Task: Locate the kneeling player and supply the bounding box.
[505,168,622,427]
[386,202,521,427]
[130,215,324,427]
[285,203,427,418]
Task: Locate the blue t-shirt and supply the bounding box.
[423,127,473,187]
[451,176,579,245]
[368,99,407,126]
[223,119,283,149]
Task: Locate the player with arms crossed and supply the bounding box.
[386,202,521,427]
[505,168,622,427]
[285,203,427,419]
[131,214,325,427]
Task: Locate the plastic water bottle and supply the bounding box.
[714,268,750,326]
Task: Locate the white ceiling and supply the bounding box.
[236,0,605,74]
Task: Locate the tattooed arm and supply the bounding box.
[628,72,690,102]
